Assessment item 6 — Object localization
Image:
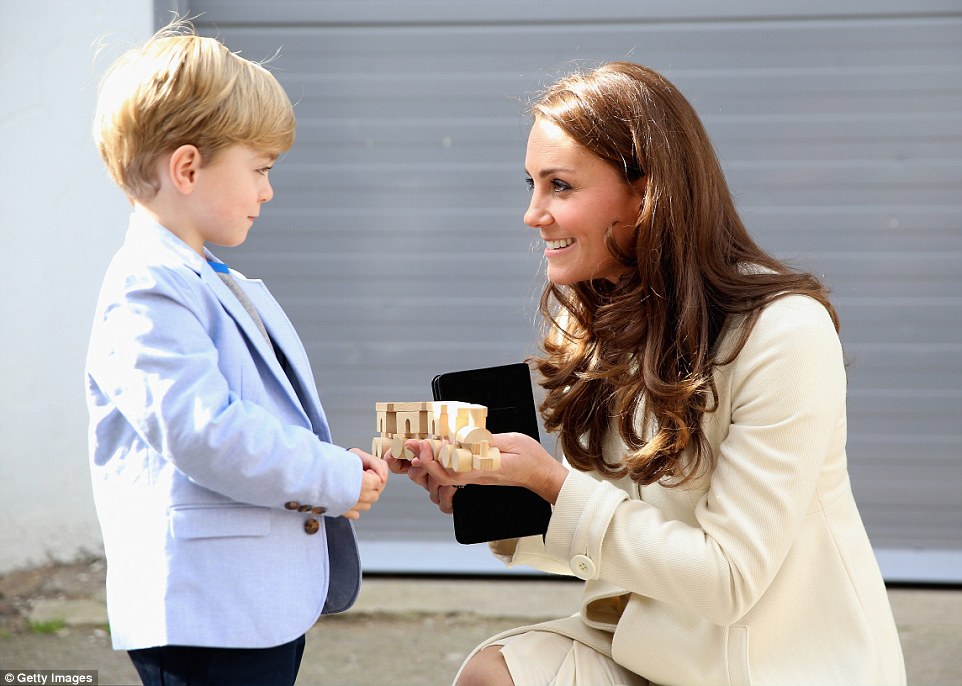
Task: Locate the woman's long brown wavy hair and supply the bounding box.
[530,62,838,486]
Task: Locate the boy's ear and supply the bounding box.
[168,144,202,194]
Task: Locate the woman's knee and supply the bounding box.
[456,645,513,686]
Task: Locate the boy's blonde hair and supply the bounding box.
[94,21,295,200]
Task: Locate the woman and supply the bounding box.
[389,62,905,686]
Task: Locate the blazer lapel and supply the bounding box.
[234,276,333,442]
[198,266,315,431]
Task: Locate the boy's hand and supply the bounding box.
[342,448,388,520]
[352,447,389,485]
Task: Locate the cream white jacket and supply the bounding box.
[489,295,905,686]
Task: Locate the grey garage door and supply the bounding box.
[179,1,962,582]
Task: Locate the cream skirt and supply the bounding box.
[452,616,650,686]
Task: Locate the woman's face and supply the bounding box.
[524,117,643,286]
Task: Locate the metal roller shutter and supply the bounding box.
[179,1,962,581]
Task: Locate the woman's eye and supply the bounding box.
[551,179,571,192]
[524,176,534,191]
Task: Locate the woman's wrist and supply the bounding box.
[528,458,569,505]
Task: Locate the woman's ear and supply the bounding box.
[167,144,201,195]
[631,176,647,214]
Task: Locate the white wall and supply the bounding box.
[0,0,153,572]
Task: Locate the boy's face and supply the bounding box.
[184,144,277,252]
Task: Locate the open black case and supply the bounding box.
[432,362,553,544]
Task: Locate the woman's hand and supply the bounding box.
[405,432,568,505]
[385,446,459,514]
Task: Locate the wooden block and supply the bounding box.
[473,456,494,471]
[438,443,472,471]
[434,404,451,440]
[463,405,488,429]
[391,435,414,461]
[375,408,394,434]
[451,448,473,472]
[431,401,487,436]
[473,446,501,471]
[438,443,453,469]
[376,401,436,444]
[371,436,392,458]
[456,425,491,446]
[377,401,432,412]
[395,410,430,435]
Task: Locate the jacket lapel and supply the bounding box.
[199,266,277,364]
[238,277,333,442]
[200,267,319,430]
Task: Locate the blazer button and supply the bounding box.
[304,518,320,535]
[297,504,313,513]
[284,501,300,510]
[311,507,327,515]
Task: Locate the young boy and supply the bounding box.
[87,22,387,685]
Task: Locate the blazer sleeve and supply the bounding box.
[87,262,362,514]
[537,296,846,625]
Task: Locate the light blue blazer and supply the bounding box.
[86,211,363,650]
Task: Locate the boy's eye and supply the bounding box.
[257,166,273,175]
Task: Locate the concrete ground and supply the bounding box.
[1,561,959,685]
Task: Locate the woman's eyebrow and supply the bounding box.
[526,167,575,178]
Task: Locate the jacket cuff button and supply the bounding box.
[570,554,597,580]
[311,507,327,515]
[284,501,300,510]
[304,518,320,535]
[297,504,313,512]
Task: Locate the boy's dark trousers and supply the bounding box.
[128,634,305,686]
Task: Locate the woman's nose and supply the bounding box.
[524,194,550,229]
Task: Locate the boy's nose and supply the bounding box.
[260,180,273,203]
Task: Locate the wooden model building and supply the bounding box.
[373,401,501,472]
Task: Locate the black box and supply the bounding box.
[432,363,553,544]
